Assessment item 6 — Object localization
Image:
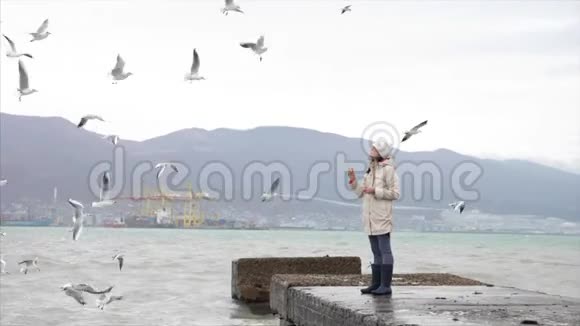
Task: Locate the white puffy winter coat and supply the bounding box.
[350,158,400,235]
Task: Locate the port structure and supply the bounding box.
[115,183,215,228]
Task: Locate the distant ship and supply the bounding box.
[123,209,176,229]
[103,217,126,228]
[125,215,157,228]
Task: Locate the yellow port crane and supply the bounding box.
[118,184,213,228]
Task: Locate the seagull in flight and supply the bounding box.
[77,115,104,128]
[102,135,119,145]
[110,54,133,83]
[61,283,115,306]
[18,60,38,101]
[185,48,205,82]
[60,283,113,306]
[0,179,6,187]
[96,293,123,310]
[449,201,466,214]
[401,120,428,142]
[30,19,50,42]
[61,285,86,305]
[341,5,352,14]
[93,172,116,207]
[155,163,179,180]
[222,0,244,15]
[62,283,114,294]
[112,253,124,271]
[240,36,268,62]
[3,35,33,58]
[100,172,110,201]
[18,257,39,274]
[261,177,281,202]
[68,199,85,241]
[1,256,8,274]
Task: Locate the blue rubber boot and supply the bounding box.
[360,264,380,294]
[371,264,393,296]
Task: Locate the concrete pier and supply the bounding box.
[270,273,487,319]
[271,282,580,326]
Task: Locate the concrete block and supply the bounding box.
[231,256,361,303]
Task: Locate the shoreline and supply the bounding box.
[1,224,579,237]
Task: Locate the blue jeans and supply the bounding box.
[369,233,393,265]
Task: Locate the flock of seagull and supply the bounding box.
[0,226,124,309]
[3,1,279,102]
[1,14,129,305]
[60,283,122,309]
[0,0,471,312]
[4,0,358,102]
[3,18,49,101]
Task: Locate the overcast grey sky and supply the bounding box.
[1,0,579,173]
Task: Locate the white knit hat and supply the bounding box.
[372,140,392,158]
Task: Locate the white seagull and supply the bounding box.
[110,54,133,83]
[449,201,466,214]
[185,48,205,82]
[18,257,39,274]
[100,172,110,201]
[1,256,8,274]
[240,36,268,62]
[102,135,119,145]
[61,285,86,305]
[77,115,104,128]
[0,179,6,187]
[402,120,428,142]
[222,0,244,15]
[68,199,85,241]
[112,253,124,271]
[341,5,352,14]
[96,293,123,310]
[155,163,179,180]
[92,172,116,207]
[61,283,115,305]
[62,283,114,294]
[3,35,33,58]
[261,177,281,202]
[18,60,38,101]
[30,19,50,42]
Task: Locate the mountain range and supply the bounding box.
[0,113,578,221]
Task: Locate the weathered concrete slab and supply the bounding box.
[279,286,580,326]
[272,273,486,290]
[270,274,487,317]
[231,257,361,303]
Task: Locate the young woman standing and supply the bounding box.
[348,141,400,295]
